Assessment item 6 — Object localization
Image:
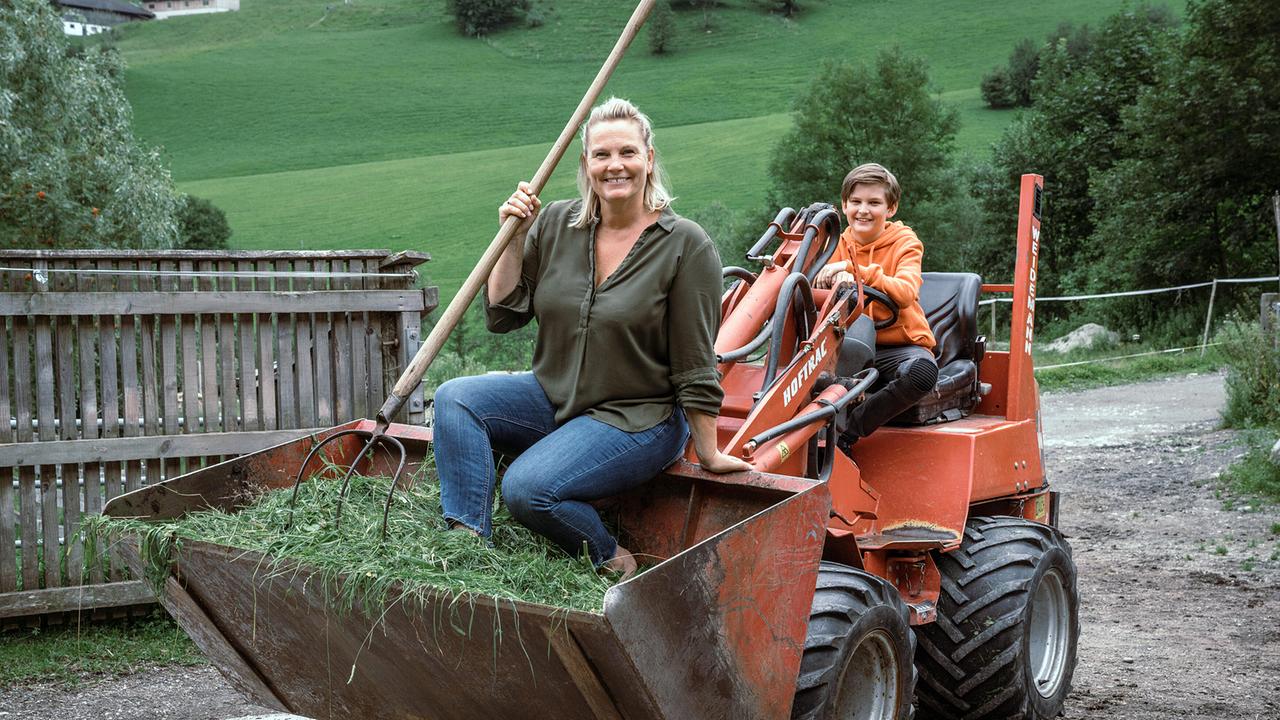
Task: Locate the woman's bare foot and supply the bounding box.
[603,544,638,582]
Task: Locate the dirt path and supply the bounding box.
[1042,372,1279,720]
[2,371,1277,719]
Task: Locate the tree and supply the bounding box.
[674,0,718,32]
[0,0,181,249]
[1004,38,1040,107]
[1091,0,1280,297]
[979,21,1098,109]
[446,0,528,38]
[177,195,232,250]
[764,48,959,220]
[973,4,1179,299]
[765,0,802,18]
[648,0,676,55]
[980,66,1015,109]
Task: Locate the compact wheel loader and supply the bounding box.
[105,174,1078,720]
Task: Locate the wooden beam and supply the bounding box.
[0,581,154,618]
[0,428,323,467]
[378,250,431,270]
[0,249,399,260]
[0,289,437,316]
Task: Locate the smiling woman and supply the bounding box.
[432,97,752,581]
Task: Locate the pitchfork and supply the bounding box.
[285,0,658,539]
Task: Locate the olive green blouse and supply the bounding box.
[484,199,724,432]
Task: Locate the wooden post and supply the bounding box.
[1200,278,1218,356]
[1262,292,1279,349]
[1273,191,1279,295]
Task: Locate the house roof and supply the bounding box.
[55,0,155,18]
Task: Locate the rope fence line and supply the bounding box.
[1035,342,1223,371]
[0,265,418,281]
[978,274,1280,306]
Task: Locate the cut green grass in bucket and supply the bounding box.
[86,456,616,615]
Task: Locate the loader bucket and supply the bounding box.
[104,420,831,720]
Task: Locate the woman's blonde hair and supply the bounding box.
[571,97,674,228]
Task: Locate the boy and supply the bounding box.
[814,163,938,439]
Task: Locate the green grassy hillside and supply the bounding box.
[111,0,1135,297]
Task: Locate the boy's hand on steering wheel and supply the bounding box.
[814,261,852,289]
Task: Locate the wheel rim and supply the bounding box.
[1028,568,1071,698]
[833,629,899,720]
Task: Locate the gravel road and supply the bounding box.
[2,371,1277,719]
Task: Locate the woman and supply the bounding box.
[433,97,751,579]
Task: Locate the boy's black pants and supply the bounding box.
[847,344,938,439]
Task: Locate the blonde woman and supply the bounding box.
[433,98,749,579]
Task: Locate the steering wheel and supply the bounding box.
[861,285,900,330]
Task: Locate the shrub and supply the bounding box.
[177,195,231,250]
[446,0,528,37]
[648,0,675,55]
[1218,319,1280,429]
[980,66,1015,108]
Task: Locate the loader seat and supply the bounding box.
[894,272,984,424]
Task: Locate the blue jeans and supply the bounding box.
[432,372,690,566]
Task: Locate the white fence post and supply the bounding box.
[1199,278,1219,356]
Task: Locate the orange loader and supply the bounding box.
[106,174,1079,720]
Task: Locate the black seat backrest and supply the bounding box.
[918,272,982,368]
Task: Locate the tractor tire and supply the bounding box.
[914,516,1080,720]
[792,561,917,720]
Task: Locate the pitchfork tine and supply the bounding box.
[284,419,409,536]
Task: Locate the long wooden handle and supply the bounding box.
[377,0,656,424]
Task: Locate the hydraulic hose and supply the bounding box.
[746,207,798,259]
[746,368,878,449]
[760,271,816,391]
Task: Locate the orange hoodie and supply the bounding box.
[830,221,936,350]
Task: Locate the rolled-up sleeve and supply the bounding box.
[483,213,543,334]
[667,235,725,416]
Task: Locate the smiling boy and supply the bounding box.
[814,163,938,440]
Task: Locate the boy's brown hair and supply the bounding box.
[841,163,902,208]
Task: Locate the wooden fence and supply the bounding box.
[0,249,436,620]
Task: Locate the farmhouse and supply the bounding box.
[143,0,240,19]
[54,0,154,27]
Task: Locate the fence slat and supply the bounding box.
[294,260,316,428]
[350,259,369,419]
[365,259,385,417]
[13,316,39,591]
[0,316,16,593]
[199,260,221,435]
[54,261,82,586]
[179,260,200,435]
[119,261,143,496]
[274,260,297,430]
[76,259,103,585]
[139,258,162,494]
[312,260,334,426]
[237,261,260,432]
[96,260,122,581]
[218,261,240,434]
[334,259,354,422]
[160,260,181,484]
[33,262,60,588]
[256,260,277,432]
